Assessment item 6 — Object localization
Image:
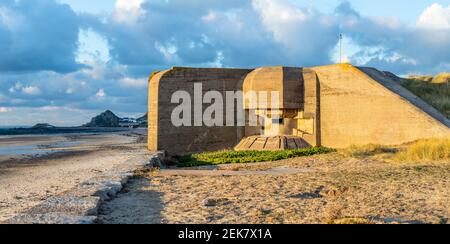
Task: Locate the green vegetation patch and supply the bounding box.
[178,147,335,167]
[403,78,450,118]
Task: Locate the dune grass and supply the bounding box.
[407,74,434,82]
[339,144,396,158]
[432,73,450,84]
[395,138,450,163]
[402,78,450,118]
[178,147,335,167]
[340,139,450,163]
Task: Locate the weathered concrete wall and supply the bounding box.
[149,64,450,154]
[300,69,320,146]
[243,66,303,109]
[148,67,252,155]
[311,64,450,148]
[148,70,169,152]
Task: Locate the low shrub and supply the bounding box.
[178,147,335,167]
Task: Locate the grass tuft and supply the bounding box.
[395,138,450,163]
[339,144,396,158]
[178,147,335,167]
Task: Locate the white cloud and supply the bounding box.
[22,86,41,96]
[417,3,450,30]
[119,77,147,88]
[0,0,82,73]
[116,0,144,12]
[336,2,450,74]
[114,0,145,23]
[373,16,402,29]
[8,82,42,96]
[76,29,111,63]
[0,107,10,113]
[65,88,75,94]
[81,61,107,80]
[252,0,308,45]
[4,0,450,128]
[0,6,24,29]
[155,42,180,63]
[39,106,60,111]
[0,106,100,127]
[251,0,338,64]
[202,11,217,22]
[8,82,22,93]
[96,89,106,98]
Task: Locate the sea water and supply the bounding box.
[0,139,85,156]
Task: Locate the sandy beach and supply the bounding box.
[0,129,151,222]
[1,130,448,224]
[99,153,450,224]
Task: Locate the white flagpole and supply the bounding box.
[340,34,343,64]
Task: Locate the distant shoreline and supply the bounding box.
[0,127,142,136]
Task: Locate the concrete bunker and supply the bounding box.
[148,64,450,156]
[235,67,320,151]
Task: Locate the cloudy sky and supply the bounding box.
[0,0,450,126]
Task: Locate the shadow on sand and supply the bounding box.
[97,177,165,224]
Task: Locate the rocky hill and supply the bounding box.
[84,111,147,128]
[84,110,120,127]
[31,123,55,129]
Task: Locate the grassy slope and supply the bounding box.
[403,76,450,119]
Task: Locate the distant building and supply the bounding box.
[136,113,148,127]
[119,118,140,128]
[148,64,450,155]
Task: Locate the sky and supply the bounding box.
[0,0,450,126]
